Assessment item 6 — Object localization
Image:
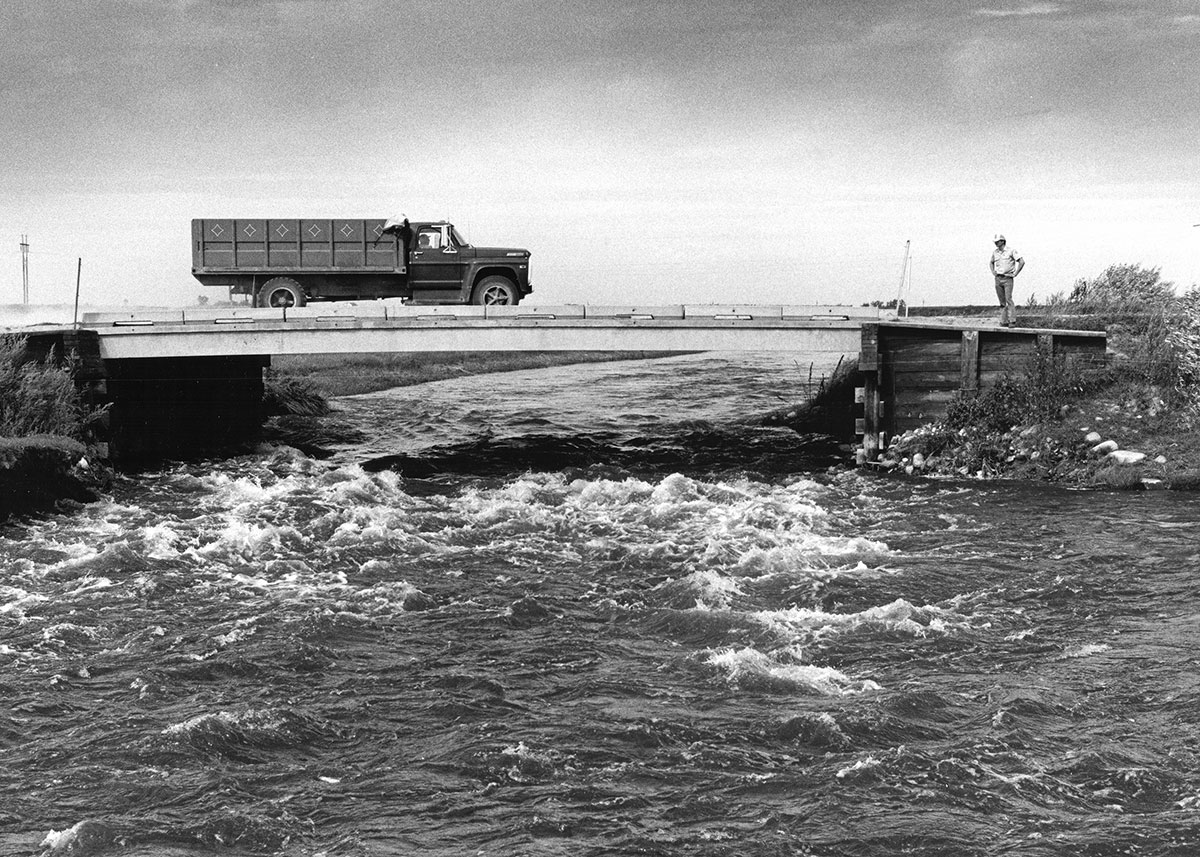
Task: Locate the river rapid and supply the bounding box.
[3,353,1200,857]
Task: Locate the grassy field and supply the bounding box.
[268,351,688,398]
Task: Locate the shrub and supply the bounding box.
[945,377,1029,434]
[1043,264,1183,389]
[262,370,330,417]
[0,335,86,439]
[1165,287,1200,422]
[1167,467,1200,491]
[944,342,1094,435]
[1091,463,1145,490]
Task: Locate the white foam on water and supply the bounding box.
[443,471,885,577]
[212,625,255,647]
[1059,642,1112,659]
[39,819,111,856]
[65,576,115,596]
[733,539,891,577]
[679,569,746,610]
[0,585,47,618]
[196,519,300,561]
[41,622,100,644]
[162,707,295,741]
[836,755,883,779]
[140,523,184,559]
[751,598,959,642]
[706,645,881,696]
[354,579,422,606]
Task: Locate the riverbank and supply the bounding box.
[867,276,1200,490]
[0,436,109,521]
[880,383,1200,489]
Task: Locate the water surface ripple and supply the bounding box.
[3,354,1199,856]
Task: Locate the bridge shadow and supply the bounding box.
[354,424,844,487]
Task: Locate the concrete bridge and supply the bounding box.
[21,303,1106,465]
[78,303,877,360]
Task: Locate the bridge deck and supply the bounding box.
[80,304,881,359]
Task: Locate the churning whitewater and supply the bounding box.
[3,353,1200,856]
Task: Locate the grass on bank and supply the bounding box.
[0,334,89,439]
[267,350,686,401]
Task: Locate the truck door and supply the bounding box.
[408,225,466,303]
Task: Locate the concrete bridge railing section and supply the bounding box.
[79,303,881,360]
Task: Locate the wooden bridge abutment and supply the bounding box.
[855,322,1108,460]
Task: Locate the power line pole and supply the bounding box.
[20,234,30,304]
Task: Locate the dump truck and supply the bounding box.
[191,218,532,307]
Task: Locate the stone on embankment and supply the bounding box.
[1084,431,1103,443]
[1107,450,1146,466]
[1091,440,1119,455]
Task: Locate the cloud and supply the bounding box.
[976,3,1065,17]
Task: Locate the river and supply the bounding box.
[2,353,1199,856]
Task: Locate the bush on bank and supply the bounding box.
[0,335,106,521]
[1039,263,1198,402]
[0,334,88,438]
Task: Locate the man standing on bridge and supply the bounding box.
[989,234,1025,327]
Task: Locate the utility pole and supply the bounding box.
[20,234,29,304]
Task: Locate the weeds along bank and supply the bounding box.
[0,334,108,521]
[883,264,1200,490]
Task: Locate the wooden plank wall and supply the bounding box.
[857,323,1107,457]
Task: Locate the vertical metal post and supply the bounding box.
[20,234,29,304]
[960,330,980,392]
[73,257,82,330]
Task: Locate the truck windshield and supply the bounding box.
[451,226,471,247]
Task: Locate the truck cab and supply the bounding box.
[406,222,532,305]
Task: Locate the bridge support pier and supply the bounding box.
[102,355,270,463]
[21,328,270,465]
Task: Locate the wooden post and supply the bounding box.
[960,330,980,392]
[863,372,881,460]
[859,324,882,461]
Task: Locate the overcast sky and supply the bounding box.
[3,0,1199,308]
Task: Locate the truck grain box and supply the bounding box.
[191,218,532,307]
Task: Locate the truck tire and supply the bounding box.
[472,276,518,306]
[258,278,306,309]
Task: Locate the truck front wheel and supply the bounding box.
[258,278,306,309]
[472,276,518,306]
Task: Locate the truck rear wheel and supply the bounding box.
[472,276,518,306]
[258,278,306,309]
